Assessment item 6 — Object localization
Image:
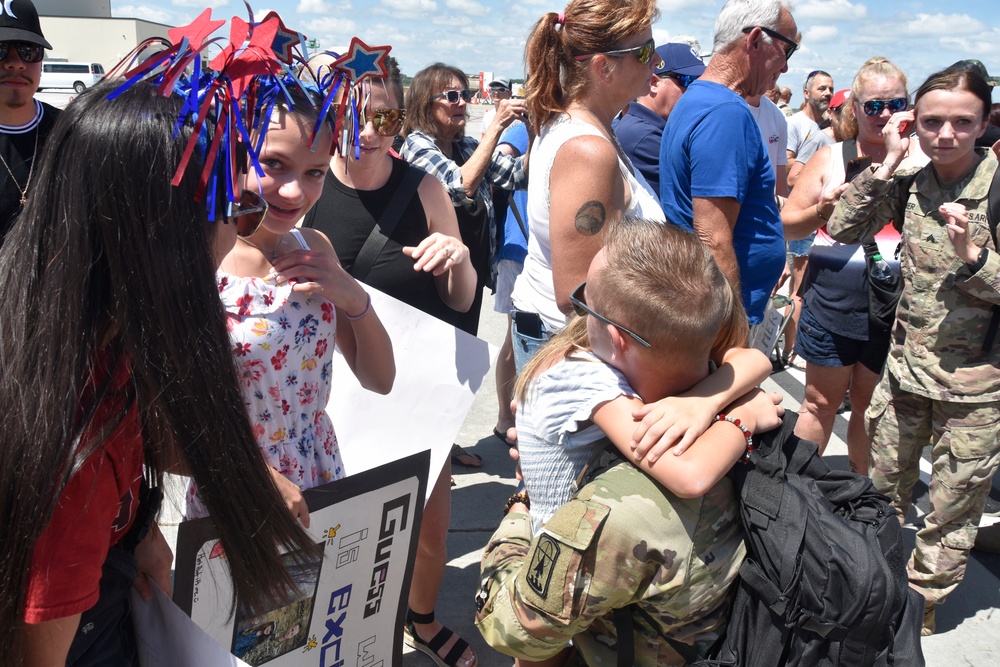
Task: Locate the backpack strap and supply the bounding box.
[350,164,425,281]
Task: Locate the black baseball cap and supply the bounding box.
[0,0,53,50]
[949,59,999,87]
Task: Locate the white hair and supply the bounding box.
[712,0,791,54]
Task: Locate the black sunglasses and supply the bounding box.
[742,26,798,61]
[0,42,44,64]
[229,190,268,238]
[367,108,406,136]
[862,97,908,117]
[433,89,474,104]
[570,282,651,348]
[660,72,698,88]
[575,38,660,67]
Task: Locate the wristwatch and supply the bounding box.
[967,247,989,274]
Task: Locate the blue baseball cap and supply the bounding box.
[653,43,705,77]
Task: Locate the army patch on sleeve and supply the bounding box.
[525,534,560,597]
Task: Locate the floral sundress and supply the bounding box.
[186,237,343,517]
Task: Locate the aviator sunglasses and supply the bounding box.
[660,72,698,88]
[570,282,651,348]
[367,108,406,136]
[0,42,44,64]
[742,26,798,61]
[862,97,908,117]
[229,189,269,238]
[575,38,659,67]
[433,89,474,104]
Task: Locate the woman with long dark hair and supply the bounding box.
[0,81,316,666]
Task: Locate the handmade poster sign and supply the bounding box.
[172,452,429,667]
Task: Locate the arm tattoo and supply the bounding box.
[574,200,606,236]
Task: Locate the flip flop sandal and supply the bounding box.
[492,427,516,447]
[450,444,482,468]
[404,611,477,667]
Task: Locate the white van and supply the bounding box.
[38,62,105,94]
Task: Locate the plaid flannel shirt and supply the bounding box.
[401,130,527,287]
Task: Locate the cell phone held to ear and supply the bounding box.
[845,156,873,183]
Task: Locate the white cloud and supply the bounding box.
[433,15,473,27]
[657,0,705,10]
[297,0,331,13]
[116,5,173,23]
[900,13,986,37]
[804,25,838,43]
[795,0,867,21]
[444,0,491,17]
[171,0,229,8]
[381,0,436,10]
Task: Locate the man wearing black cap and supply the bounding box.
[949,59,1000,149]
[0,0,59,244]
[614,43,705,192]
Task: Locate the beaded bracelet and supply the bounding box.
[504,492,530,516]
[714,413,754,463]
[346,293,372,320]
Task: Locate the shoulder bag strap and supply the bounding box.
[351,165,425,281]
[841,138,858,163]
[507,190,529,242]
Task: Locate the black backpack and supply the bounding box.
[606,414,925,667]
[700,413,925,666]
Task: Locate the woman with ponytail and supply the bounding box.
[510,0,664,371]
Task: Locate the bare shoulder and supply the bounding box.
[297,227,337,255]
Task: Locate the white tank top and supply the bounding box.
[511,115,665,330]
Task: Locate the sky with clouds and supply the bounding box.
[111,0,1000,101]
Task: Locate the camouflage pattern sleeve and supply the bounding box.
[475,498,628,661]
[828,166,914,244]
[953,234,1000,307]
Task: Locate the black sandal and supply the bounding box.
[403,610,477,667]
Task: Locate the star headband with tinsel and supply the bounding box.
[104,3,392,219]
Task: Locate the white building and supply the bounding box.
[36,0,171,71]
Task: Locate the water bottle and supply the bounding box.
[869,253,893,283]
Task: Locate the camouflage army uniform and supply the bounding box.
[475,460,745,666]
[828,150,1000,605]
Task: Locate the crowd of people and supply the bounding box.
[2,0,999,665]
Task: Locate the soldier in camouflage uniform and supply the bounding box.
[828,68,1000,635]
[475,454,745,666]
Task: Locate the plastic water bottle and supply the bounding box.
[870,253,893,282]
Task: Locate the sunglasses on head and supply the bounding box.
[0,41,44,64]
[570,282,651,348]
[862,97,908,117]
[660,72,698,88]
[742,26,798,61]
[367,108,406,136]
[433,89,474,104]
[229,190,268,238]
[575,37,659,67]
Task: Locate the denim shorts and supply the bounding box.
[793,304,890,374]
[511,310,556,374]
[787,232,816,258]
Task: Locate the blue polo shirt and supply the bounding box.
[658,80,784,324]
[613,101,665,194]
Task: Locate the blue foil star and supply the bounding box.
[333,37,391,83]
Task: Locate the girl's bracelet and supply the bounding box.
[714,413,754,463]
[346,293,372,320]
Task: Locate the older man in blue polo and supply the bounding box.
[613,42,705,193]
